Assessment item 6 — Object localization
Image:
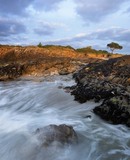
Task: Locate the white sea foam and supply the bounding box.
[0,76,130,160]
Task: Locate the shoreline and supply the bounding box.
[0,45,130,127]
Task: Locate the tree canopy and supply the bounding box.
[107,42,123,53]
[37,42,43,47]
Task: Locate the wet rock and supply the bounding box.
[35,124,78,147]
[71,80,118,103]
[71,55,130,127]
[93,96,130,127]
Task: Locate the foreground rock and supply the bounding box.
[71,55,130,127]
[35,124,78,147]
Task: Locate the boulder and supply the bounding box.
[35,124,78,147]
[93,95,130,127]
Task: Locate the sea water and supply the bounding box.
[0,75,130,160]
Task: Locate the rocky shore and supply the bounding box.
[71,55,130,127]
[1,45,130,127]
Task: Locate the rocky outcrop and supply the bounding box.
[73,55,130,86]
[35,124,78,147]
[94,95,130,127]
[23,57,81,77]
[71,55,130,127]
[0,63,25,80]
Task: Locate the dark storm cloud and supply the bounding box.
[75,0,129,22]
[0,19,26,37]
[34,23,55,36]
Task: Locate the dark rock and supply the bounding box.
[71,80,118,103]
[0,63,25,81]
[71,55,130,127]
[93,96,130,127]
[35,124,78,147]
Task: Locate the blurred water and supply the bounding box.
[0,75,130,160]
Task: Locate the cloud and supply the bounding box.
[65,28,130,43]
[74,0,128,22]
[34,28,53,36]
[124,7,130,14]
[0,19,26,37]
[121,43,130,54]
[0,37,10,43]
[43,27,130,46]
[0,0,65,16]
[114,29,130,41]
[87,28,130,42]
[32,0,65,11]
[34,21,67,36]
[34,22,59,36]
[0,0,32,15]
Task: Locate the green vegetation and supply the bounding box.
[37,43,75,50]
[76,46,110,56]
[43,44,74,50]
[38,44,112,56]
[107,42,123,53]
[37,42,43,47]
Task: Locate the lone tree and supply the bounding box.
[107,42,123,53]
[37,42,43,47]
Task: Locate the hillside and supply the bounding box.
[0,45,99,80]
[0,45,83,64]
[0,45,122,63]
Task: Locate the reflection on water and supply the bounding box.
[0,76,130,160]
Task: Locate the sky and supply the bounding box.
[0,0,130,54]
